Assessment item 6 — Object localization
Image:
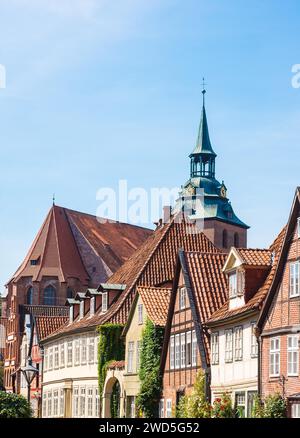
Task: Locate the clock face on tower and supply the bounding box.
[220,186,227,198]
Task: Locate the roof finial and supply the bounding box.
[202,77,206,107]
[52,193,55,206]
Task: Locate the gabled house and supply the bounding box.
[102,286,171,418]
[257,188,300,418]
[160,250,228,417]
[206,230,285,417]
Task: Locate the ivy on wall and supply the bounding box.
[136,318,164,418]
[97,323,125,398]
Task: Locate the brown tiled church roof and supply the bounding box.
[137,286,171,327]
[9,205,152,285]
[44,217,218,341]
[207,226,286,325]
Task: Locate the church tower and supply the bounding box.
[175,87,249,251]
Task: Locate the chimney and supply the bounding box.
[163,206,172,224]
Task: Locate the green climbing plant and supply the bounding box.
[136,318,164,418]
[97,323,125,398]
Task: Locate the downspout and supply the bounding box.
[257,329,262,399]
[40,345,44,418]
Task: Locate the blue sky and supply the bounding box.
[0,0,300,291]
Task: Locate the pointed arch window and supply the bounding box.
[222,229,228,249]
[234,232,239,248]
[67,288,74,299]
[26,287,34,305]
[43,285,56,306]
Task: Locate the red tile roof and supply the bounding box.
[236,248,272,266]
[137,286,171,326]
[43,217,218,341]
[34,315,69,341]
[8,205,152,286]
[207,226,286,325]
[107,360,125,370]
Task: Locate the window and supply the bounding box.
[166,399,172,418]
[54,346,59,368]
[175,334,180,369]
[129,396,135,418]
[186,331,192,367]
[251,323,258,357]
[47,391,52,418]
[42,392,47,417]
[234,232,239,248]
[30,258,39,266]
[127,341,134,373]
[60,343,65,368]
[222,229,228,249]
[170,336,175,370]
[53,390,59,417]
[69,306,74,324]
[26,287,33,305]
[44,349,48,372]
[136,341,141,371]
[225,329,233,362]
[87,387,93,417]
[179,287,186,310]
[292,403,300,418]
[90,297,95,317]
[192,330,197,366]
[73,387,79,417]
[211,332,219,365]
[229,273,237,298]
[88,337,95,364]
[180,333,186,368]
[60,389,64,417]
[290,262,300,297]
[49,347,53,370]
[95,388,100,417]
[235,392,246,418]
[81,337,87,365]
[247,391,257,418]
[80,387,86,417]
[75,339,80,365]
[288,335,299,376]
[159,399,164,418]
[102,292,108,312]
[269,337,280,376]
[234,326,243,361]
[79,300,84,319]
[138,304,143,325]
[67,340,73,366]
[43,285,56,306]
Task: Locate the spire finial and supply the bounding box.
[202,77,206,107]
[52,193,55,206]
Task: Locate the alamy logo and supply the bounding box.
[0,64,6,89]
[291,64,300,89]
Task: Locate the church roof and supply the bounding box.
[190,104,216,157]
[8,205,152,286]
[42,216,219,341]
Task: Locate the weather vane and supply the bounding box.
[52,193,55,206]
[202,77,207,106]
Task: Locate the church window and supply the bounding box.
[222,229,228,248]
[43,285,56,306]
[67,288,73,299]
[26,287,34,305]
[234,232,239,247]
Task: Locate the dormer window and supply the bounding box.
[102,292,108,312]
[229,272,237,298]
[90,296,95,317]
[79,300,84,319]
[69,306,74,324]
[30,258,39,266]
[179,287,186,310]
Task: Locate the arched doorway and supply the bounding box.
[102,368,125,418]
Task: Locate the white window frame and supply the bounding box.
[192,330,197,366]
[175,334,180,369]
[269,337,280,377]
[138,303,143,325]
[60,388,64,417]
[186,331,192,367]
[87,387,94,417]
[79,300,84,319]
[49,347,53,370]
[170,336,175,370]
[234,326,243,361]
[127,341,134,373]
[159,399,164,418]
[229,272,237,298]
[95,388,100,418]
[67,340,73,367]
[136,340,141,371]
[53,389,59,417]
[54,345,59,369]
[80,387,86,418]
[180,332,186,368]
[60,343,65,368]
[166,399,172,418]
[90,296,95,317]
[102,292,108,312]
[75,339,80,366]
[251,323,258,358]
[69,306,74,324]
[179,287,186,310]
[42,392,47,417]
[88,337,95,364]
[290,261,300,298]
[287,335,299,376]
[47,390,52,418]
[211,332,219,365]
[81,337,87,365]
[73,387,79,417]
[44,348,48,372]
[292,403,300,418]
[225,329,233,363]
